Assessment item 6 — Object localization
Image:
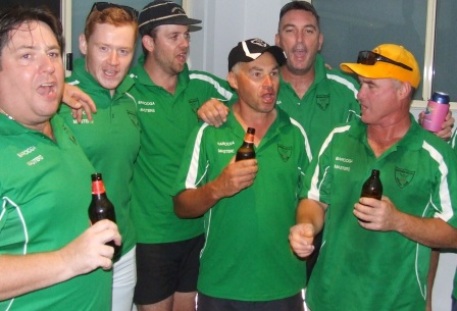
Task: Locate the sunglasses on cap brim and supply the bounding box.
[357,50,413,71]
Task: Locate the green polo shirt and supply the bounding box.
[129,57,233,243]
[276,54,360,154]
[59,58,141,257]
[0,115,111,310]
[173,109,311,301]
[305,116,457,311]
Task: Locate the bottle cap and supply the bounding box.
[91,173,103,181]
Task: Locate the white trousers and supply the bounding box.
[112,247,137,311]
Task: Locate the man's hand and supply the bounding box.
[59,219,121,276]
[173,157,258,218]
[197,98,230,127]
[289,223,316,258]
[354,196,401,231]
[212,158,258,199]
[419,110,454,141]
[62,83,97,123]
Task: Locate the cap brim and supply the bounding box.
[340,62,399,80]
[340,62,420,88]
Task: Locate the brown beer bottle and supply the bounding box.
[360,169,383,200]
[88,173,120,256]
[236,127,256,161]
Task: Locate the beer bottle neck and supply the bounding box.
[244,132,254,144]
[92,180,107,196]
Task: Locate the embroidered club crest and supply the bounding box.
[277,144,292,162]
[395,166,415,189]
[316,95,330,111]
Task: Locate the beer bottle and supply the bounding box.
[360,169,383,200]
[236,127,256,161]
[88,173,119,256]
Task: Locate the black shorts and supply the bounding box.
[197,292,304,311]
[133,234,205,305]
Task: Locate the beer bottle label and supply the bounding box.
[92,180,106,194]
[245,132,254,144]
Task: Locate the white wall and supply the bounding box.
[185,1,457,310]
[187,0,289,78]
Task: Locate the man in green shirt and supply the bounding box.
[173,38,311,311]
[58,3,140,311]
[289,43,457,311]
[0,6,120,310]
[195,1,356,283]
[55,2,233,310]
[130,1,233,310]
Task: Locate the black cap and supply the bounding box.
[228,38,287,71]
[138,0,201,36]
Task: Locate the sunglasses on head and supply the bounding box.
[357,50,413,71]
[90,2,139,19]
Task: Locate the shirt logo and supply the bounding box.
[277,144,293,162]
[217,141,235,147]
[395,167,415,188]
[72,111,93,125]
[217,141,235,155]
[16,146,45,166]
[17,146,36,158]
[27,155,44,166]
[138,100,156,113]
[334,156,352,172]
[316,95,330,111]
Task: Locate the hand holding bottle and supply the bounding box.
[354,196,403,232]
[210,157,258,201]
[59,219,122,275]
[88,173,121,257]
[355,170,404,232]
[356,169,382,223]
